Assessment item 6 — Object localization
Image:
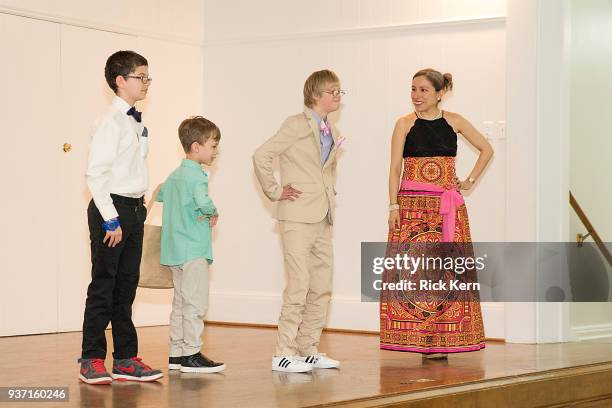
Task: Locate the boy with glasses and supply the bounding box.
[253,69,345,372]
[79,50,162,384]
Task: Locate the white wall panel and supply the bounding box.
[202,6,507,337]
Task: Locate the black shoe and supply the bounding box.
[180,352,226,373]
[168,356,184,370]
[422,353,448,360]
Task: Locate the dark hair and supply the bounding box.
[303,69,340,107]
[178,116,221,153]
[413,68,453,92]
[104,51,148,93]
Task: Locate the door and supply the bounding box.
[0,13,62,336]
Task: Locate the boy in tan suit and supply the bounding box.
[253,70,344,373]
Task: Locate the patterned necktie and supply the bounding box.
[320,120,331,138]
[127,106,142,123]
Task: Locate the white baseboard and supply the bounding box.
[133,291,505,339]
[570,323,612,342]
[206,292,381,331]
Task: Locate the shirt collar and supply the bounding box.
[112,96,133,114]
[181,158,207,174]
[309,108,328,129]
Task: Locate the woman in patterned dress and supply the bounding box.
[380,68,493,359]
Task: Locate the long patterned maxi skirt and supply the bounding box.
[380,156,486,353]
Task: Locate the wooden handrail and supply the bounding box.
[570,191,612,268]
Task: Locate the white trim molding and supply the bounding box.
[203,16,506,47]
[0,5,203,46]
[197,292,505,338]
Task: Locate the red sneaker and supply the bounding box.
[111,357,163,382]
[78,358,112,385]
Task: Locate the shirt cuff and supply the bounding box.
[99,203,119,222]
[271,185,283,201]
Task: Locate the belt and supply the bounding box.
[111,194,144,207]
[399,180,464,243]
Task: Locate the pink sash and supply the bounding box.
[400,180,464,243]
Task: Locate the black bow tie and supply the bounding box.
[127,106,142,123]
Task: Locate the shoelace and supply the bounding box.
[130,357,152,371]
[91,359,107,374]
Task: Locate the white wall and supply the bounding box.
[2,0,543,341]
[2,0,582,344]
[0,2,203,336]
[201,0,507,337]
[0,0,203,44]
[569,0,612,241]
[568,0,612,341]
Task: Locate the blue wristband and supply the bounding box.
[102,218,120,232]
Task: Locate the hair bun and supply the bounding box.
[442,73,454,91]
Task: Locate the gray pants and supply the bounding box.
[169,258,209,357]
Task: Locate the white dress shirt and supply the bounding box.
[86,96,149,221]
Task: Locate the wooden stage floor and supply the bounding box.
[3,324,612,407]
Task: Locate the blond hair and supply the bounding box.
[303,69,340,107]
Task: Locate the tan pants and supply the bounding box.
[169,258,209,357]
[275,218,333,357]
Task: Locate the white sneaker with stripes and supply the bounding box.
[272,356,313,373]
[298,353,340,369]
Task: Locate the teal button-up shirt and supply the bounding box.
[157,159,217,266]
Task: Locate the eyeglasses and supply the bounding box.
[124,75,153,84]
[320,89,346,97]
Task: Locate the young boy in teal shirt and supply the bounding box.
[157,116,225,373]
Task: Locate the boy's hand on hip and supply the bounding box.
[279,184,302,201]
[210,214,219,227]
[103,227,123,247]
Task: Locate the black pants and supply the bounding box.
[81,196,146,359]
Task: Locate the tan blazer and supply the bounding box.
[253,109,342,224]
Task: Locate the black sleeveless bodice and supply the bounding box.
[403,114,457,157]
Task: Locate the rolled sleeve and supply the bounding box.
[193,182,217,215]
